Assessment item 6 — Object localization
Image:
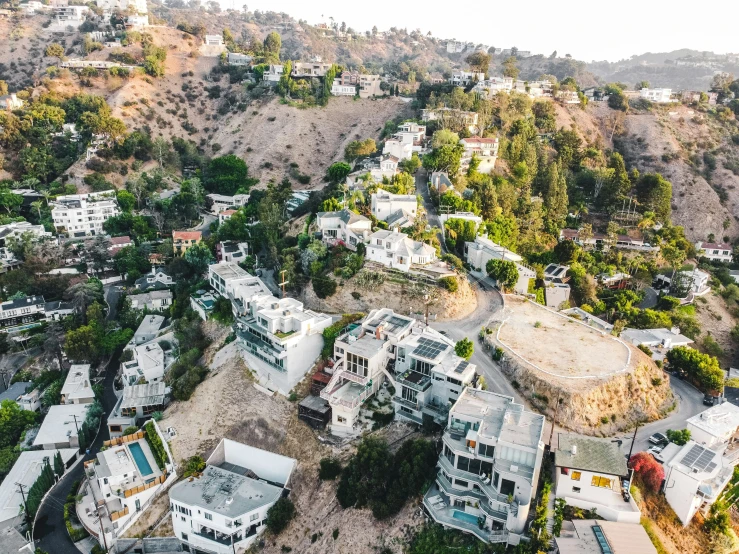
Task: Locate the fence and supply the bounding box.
[104,431,145,447]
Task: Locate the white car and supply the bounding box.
[647,446,665,463]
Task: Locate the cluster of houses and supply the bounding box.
[18,0,148,29]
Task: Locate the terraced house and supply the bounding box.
[423,388,545,545]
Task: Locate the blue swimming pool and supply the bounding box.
[129,442,154,476]
[452,510,479,525]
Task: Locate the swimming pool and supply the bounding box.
[452,510,479,525]
[129,442,154,476]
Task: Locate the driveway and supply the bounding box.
[104,283,123,322]
[431,276,524,403]
[0,349,39,392]
[637,286,659,309]
[34,348,122,554]
[415,169,447,255]
[194,211,217,238]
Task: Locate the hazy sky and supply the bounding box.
[226,0,738,62]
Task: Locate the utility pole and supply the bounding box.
[278,270,289,298]
[627,421,641,468]
[15,483,29,523]
[87,471,109,552]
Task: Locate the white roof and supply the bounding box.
[33,404,89,446]
[134,315,166,338]
[60,364,94,401]
[687,403,739,439]
[620,328,693,347]
[0,449,78,526]
[467,236,522,262]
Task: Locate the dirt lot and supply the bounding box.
[694,291,738,366]
[301,271,477,322]
[496,296,633,387]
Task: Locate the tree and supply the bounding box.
[454,338,474,360]
[635,80,650,90]
[116,189,136,212]
[465,51,490,73]
[204,155,253,195]
[0,80,7,96]
[502,56,519,79]
[553,239,580,264]
[544,162,569,230]
[327,162,351,184]
[183,242,215,275]
[45,43,65,62]
[636,173,672,223]
[431,129,459,149]
[344,138,377,161]
[666,346,724,393]
[0,399,37,449]
[266,497,295,534]
[629,452,664,493]
[486,259,519,291]
[666,428,691,446]
[53,450,65,479]
[263,31,281,61]
[0,188,23,214]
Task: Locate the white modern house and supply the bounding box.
[79,421,175,547]
[132,315,167,346]
[464,236,535,294]
[459,137,499,174]
[554,434,639,523]
[370,190,418,222]
[61,364,95,404]
[619,327,693,360]
[121,339,175,387]
[316,209,371,251]
[450,71,485,86]
[107,382,168,437]
[0,295,47,329]
[366,229,437,272]
[218,241,250,263]
[33,403,90,449]
[423,388,545,544]
[0,449,78,530]
[639,88,672,103]
[695,241,733,263]
[169,438,296,554]
[208,262,271,318]
[382,137,413,161]
[234,294,332,394]
[51,191,120,237]
[345,155,400,189]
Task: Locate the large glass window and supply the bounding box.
[500,478,515,496]
[411,358,433,375]
[402,386,417,404]
[346,353,368,377]
[479,443,495,458]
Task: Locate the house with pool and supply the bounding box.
[78,421,176,548]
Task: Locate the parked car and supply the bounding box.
[648,432,668,446]
[704,394,719,406]
[647,446,665,463]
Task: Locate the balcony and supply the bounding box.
[195,527,237,547]
[396,369,432,392]
[438,456,514,510]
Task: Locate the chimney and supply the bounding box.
[670,326,681,335]
[572,444,578,456]
[375,323,385,340]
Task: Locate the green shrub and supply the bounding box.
[266,497,295,534]
[144,421,168,470]
[319,458,342,480]
[439,276,458,292]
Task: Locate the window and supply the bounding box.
[591,476,613,489]
[447,377,462,386]
[204,512,213,521]
[572,487,581,493]
[571,471,581,481]
[182,533,188,541]
[457,456,470,472]
[479,443,495,459]
[454,479,469,488]
[250,513,259,521]
[346,352,369,377]
[109,425,122,432]
[500,478,515,496]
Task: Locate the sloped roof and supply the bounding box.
[172,231,202,240]
[555,434,628,476]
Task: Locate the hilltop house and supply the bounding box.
[422,388,545,544]
[51,191,119,237]
[464,237,535,294]
[559,228,659,253]
[0,382,41,412]
[190,290,218,320]
[0,295,46,329]
[216,241,250,263]
[450,71,485,86]
[366,229,437,272]
[132,315,167,346]
[661,403,739,525]
[208,263,269,311]
[128,290,173,312]
[121,338,175,387]
[233,294,332,394]
[107,382,168,437]
[227,52,252,66]
[292,62,332,77]
[554,434,639,523]
[429,171,454,192]
[316,209,371,251]
[33,403,90,449]
[262,64,283,83]
[382,137,413,161]
[555,520,657,554]
[640,88,673,103]
[79,422,175,546]
[543,264,572,309]
[169,438,296,554]
[219,209,237,224]
[695,241,733,263]
[172,231,202,255]
[60,364,95,404]
[44,300,75,321]
[459,137,499,174]
[345,155,400,188]
[370,190,418,223]
[421,109,479,134]
[206,193,249,215]
[440,212,483,233]
[620,327,692,360]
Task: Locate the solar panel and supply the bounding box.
[412,337,448,360]
[454,361,469,374]
[681,444,717,472]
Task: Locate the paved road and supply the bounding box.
[34,349,121,554]
[194,211,217,238]
[415,169,447,254]
[105,283,123,322]
[637,286,659,309]
[431,276,524,403]
[0,350,38,391]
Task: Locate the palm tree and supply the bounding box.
[43,321,65,370]
[30,201,43,220]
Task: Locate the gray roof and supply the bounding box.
[120,382,167,409]
[44,300,74,313]
[169,464,283,518]
[555,434,628,476]
[0,526,30,554]
[317,209,369,226]
[0,382,31,403]
[1,295,45,311]
[299,394,330,414]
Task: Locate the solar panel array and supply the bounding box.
[681,444,718,473]
[412,337,448,359]
[387,315,411,331]
[454,361,469,374]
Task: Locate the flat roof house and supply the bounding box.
[619,327,692,360]
[234,294,332,395]
[464,237,534,295]
[423,388,545,545]
[370,190,417,223]
[51,193,119,237]
[0,295,46,329]
[108,382,168,437]
[61,364,95,404]
[33,403,90,449]
[133,315,167,345]
[169,438,296,554]
[208,263,271,318]
[217,241,249,263]
[206,193,250,215]
[555,519,657,554]
[122,340,172,386]
[459,137,499,175]
[0,449,78,530]
[554,434,639,523]
[316,209,371,251]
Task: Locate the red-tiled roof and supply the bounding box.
[172,231,202,240]
[109,236,132,245]
[699,242,731,250]
[462,137,498,145]
[220,210,237,216]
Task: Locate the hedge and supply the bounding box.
[144,421,168,470]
